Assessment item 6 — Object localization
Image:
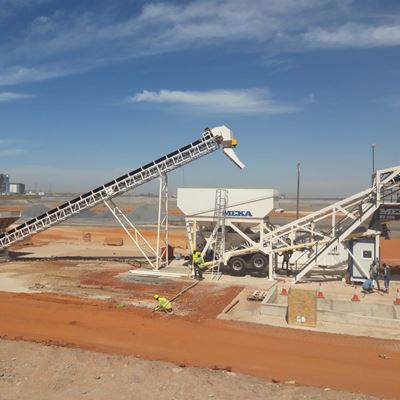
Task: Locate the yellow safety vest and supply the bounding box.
[192,252,204,266]
[157,297,172,311]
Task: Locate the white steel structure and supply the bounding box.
[178,165,400,282]
[0,126,244,259]
[156,174,169,269]
[268,165,400,282]
[178,188,278,277]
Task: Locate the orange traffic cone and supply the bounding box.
[394,288,400,306]
[316,282,324,298]
[280,284,288,296]
[351,286,360,302]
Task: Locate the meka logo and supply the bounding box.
[224,210,253,217]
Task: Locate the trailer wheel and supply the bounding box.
[228,257,246,275]
[250,253,268,271]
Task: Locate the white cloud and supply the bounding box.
[0,148,25,156]
[0,139,25,145]
[1,1,400,85]
[304,23,400,48]
[0,91,34,102]
[0,0,52,17]
[130,88,300,115]
[0,64,81,86]
[0,65,75,86]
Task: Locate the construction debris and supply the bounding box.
[247,290,268,301]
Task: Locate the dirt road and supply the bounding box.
[0,292,399,399]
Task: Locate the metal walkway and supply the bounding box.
[218,165,400,282]
[264,165,400,282]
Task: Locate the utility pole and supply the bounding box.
[371,144,376,185]
[296,162,300,220]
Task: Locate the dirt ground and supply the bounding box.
[11,225,189,251]
[10,225,400,266]
[0,291,400,399]
[0,259,241,319]
[380,239,400,266]
[1,226,400,399]
[0,340,380,400]
[0,339,379,400]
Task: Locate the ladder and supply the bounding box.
[0,126,243,250]
[212,188,228,279]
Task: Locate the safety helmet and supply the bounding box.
[153,294,159,300]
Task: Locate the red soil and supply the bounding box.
[381,239,400,266]
[0,291,399,399]
[0,205,26,212]
[81,269,242,319]
[90,205,134,214]
[21,226,188,248]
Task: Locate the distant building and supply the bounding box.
[0,174,27,195]
[9,183,26,195]
[0,174,10,194]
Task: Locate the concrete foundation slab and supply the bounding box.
[221,286,400,341]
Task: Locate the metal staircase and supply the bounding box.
[220,165,400,282]
[279,166,400,282]
[211,188,228,279]
[0,126,244,250]
[293,200,378,281]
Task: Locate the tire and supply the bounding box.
[228,256,246,275]
[250,253,268,272]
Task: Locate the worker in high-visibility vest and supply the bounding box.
[153,294,172,312]
[192,249,205,281]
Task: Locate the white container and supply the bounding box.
[177,188,278,219]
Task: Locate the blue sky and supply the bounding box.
[0,0,400,197]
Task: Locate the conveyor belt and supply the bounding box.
[1,126,242,249]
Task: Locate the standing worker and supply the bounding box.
[281,249,293,276]
[369,261,381,291]
[192,249,205,281]
[153,294,172,313]
[383,263,391,293]
[381,224,391,240]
